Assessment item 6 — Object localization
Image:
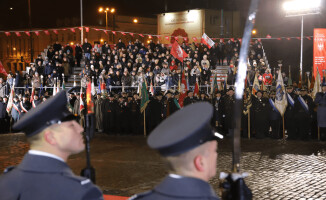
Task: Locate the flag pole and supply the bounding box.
[248,109,251,139]
[318,126,320,141]
[144,109,146,137]
[282,115,285,139]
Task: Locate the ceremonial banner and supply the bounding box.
[313,29,326,79]
[275,70,288,116]
[140,80,149,113]
[252,73,260,96]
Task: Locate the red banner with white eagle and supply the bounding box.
[313,29,326,79]
[170,41,188,63]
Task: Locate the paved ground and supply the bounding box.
[1,133,326,199]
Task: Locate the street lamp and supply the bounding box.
[252,29,257,35]
[283,0,322,78]
[133,18,138,23]
[98,7,110,31]
[98,6,116,43]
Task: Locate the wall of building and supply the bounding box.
[157,9,243,44]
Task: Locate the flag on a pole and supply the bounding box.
[91,77,96,96]
[194,80,199,97]
[0,61,8,76]
[288,67,293,86]
[53,78,57,96]
[149,80,154,96]
[86,81,94,114]
[178,71,188,108]
[6,82,15,113]
[252,73,260,96]
[170,41,188,63]
[261,79,267,91]
[140,80,149,113]
[275,69,288,116]
[80,86,85,112]
[201,33,215,49]
[210,73,218,94]
[62,79,66,90]
[312,67,322,99]
[57,79,60,93]
[30,85,35,103]
[298,71,302,88]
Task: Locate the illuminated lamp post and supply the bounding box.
[283,0,322,78]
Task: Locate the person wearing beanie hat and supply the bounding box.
[0,91,103,200]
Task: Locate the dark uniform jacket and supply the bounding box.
[314,92,326,127]
[0,153,103,200]
[183,97,196,107]
[130,175,219,200]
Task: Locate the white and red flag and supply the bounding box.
[178,71,188,108]
[170,41,188,63]
[201,33,215,49]
[80,87,84,112]
[0,61,8,76]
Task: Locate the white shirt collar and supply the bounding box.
[169,174,183,179]
[28,150,65,162]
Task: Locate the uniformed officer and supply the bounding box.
[285,86,297,139]
[269,91,282,139]
[294,88,314,140]
[102,93,117,134]
[222,87,235,136]
[129,102,222,200]
[183,90,196,106]
[314,82,326,140]
[252,90,270,139]
[0,90,103,200]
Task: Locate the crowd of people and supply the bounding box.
[0,38,325,140]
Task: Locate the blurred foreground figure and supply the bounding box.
[130,102,222,200]
[0,91,103,200]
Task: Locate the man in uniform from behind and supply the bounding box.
[314,82,326,140]
[130,102,221,200]
[0,91,103,200]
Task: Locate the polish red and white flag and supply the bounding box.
[201,33,215,49]
[170,41,188,63]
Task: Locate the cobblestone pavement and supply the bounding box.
[1,133,326,199]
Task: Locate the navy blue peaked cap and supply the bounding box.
[148,102,220,157]
[13,91,73,137]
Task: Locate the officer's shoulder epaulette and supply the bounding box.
[128,190,152,200]
[3,166,16,174]
[65,174,92,186]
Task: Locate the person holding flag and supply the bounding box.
[285,85,297,139]
[269,91,282,139]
